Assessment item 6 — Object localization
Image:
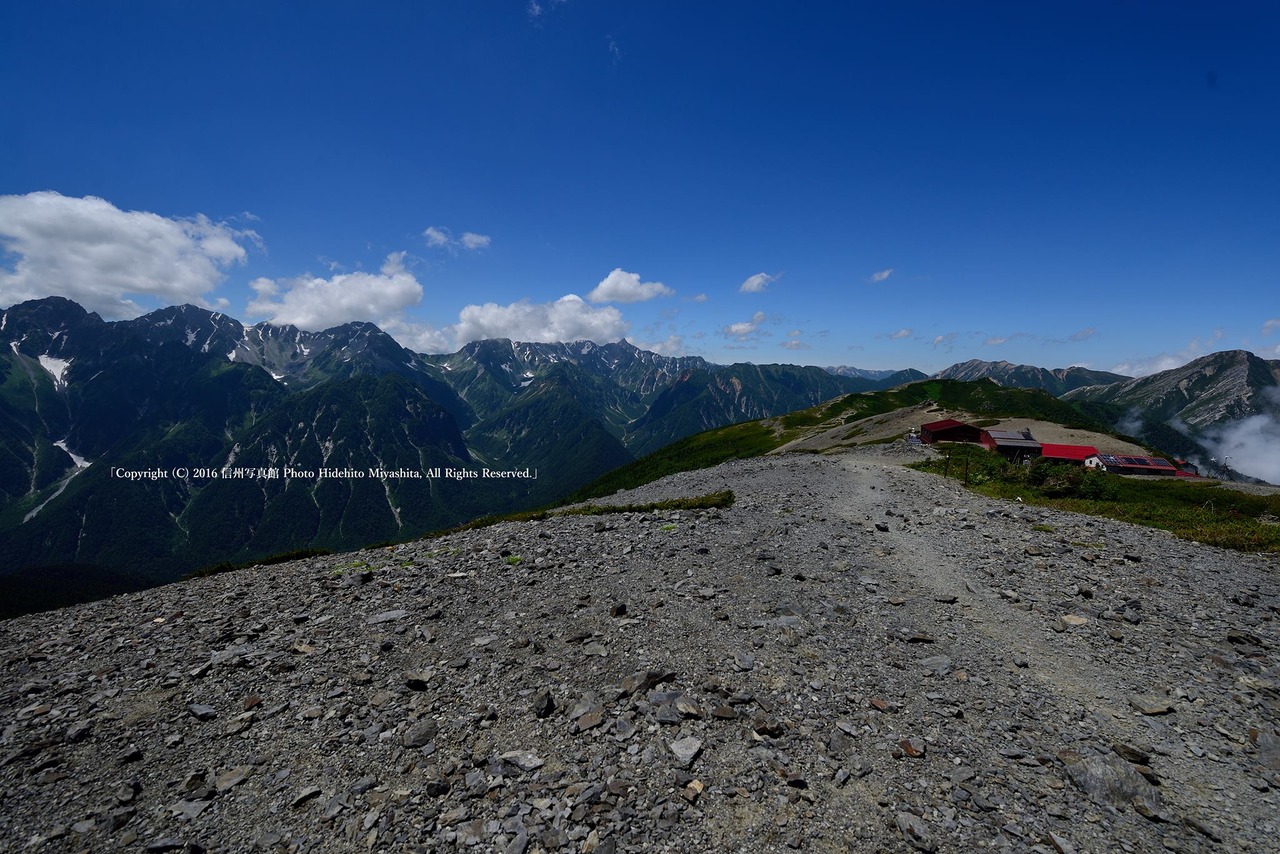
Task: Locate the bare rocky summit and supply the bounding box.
[2,446,1277,853]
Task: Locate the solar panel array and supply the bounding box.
[1098,454,1175,469]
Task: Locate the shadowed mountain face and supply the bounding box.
[624,364,886,457]
[0,297,907,613]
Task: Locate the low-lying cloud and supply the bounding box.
[453,295,627,345]
[1197,387,1280,484]
[1193,416,1280,484]
[454,294,627,345]
[247,252,423,330]
[626,334,684,356]
[376,293,630,353]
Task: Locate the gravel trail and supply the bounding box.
[2,447,1277,853]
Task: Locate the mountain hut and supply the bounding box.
[919,418,981,444]
[980,428,1043,463]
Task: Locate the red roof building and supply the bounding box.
[919,419,981,444]
[1039,443,1100,465]
[980,429,1042,462]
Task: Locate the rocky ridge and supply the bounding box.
[2,446,1277,853]
[1063,350,1280,429]
[931,361,1130,396]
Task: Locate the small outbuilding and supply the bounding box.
[1039,444,1100,466]
[980,429,1043,462]
[919,419,981,444]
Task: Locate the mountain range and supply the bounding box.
[2,296,1277,615]
[0,297,915,612]
[1062,349,1280,475]
[930,359,1130,395]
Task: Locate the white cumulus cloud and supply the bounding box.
[587,268,674,304]
[246,252,424,330]
[889,328,912,340]
[378,316,456,354]
[460,232,491,250]
[423,226,491,252]
[1109,332,1224,377]
[1070,327,1096,342]
[722,311,767,340]
[0,191,257,318]
[738,272,775,294]
[454,294,627,344]
[626,335,685,356]
[868,268,894,283]
[423,226,451,248]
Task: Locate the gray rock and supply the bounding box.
[532,690,556,719]
[1129,696,1174,715]
[290,785,323,808]
[402,718,439,748]
[895,812,936,852]
[668,737,702,768]
[500,751,545,772]
[3,450,1277,854]
[1059,751,1164,815]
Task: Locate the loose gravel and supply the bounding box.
[2,445,1277,853]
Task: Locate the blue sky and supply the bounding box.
[2,1,1277,375]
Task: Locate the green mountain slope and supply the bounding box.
[572,378,1118,501]
[624,364,880,456]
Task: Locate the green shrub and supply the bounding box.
[910,450,1280,552]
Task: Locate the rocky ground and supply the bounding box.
[2,445,1277,853]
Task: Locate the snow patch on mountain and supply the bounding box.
[38,355,72,387]
[54,440,90,469]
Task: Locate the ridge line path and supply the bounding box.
[2,447,1276,853]
[837,458,1139,725]
[606,448,1279,851]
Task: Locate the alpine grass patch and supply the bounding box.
[911,445,1280,552]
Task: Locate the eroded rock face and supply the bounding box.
[2,447,1278,852]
